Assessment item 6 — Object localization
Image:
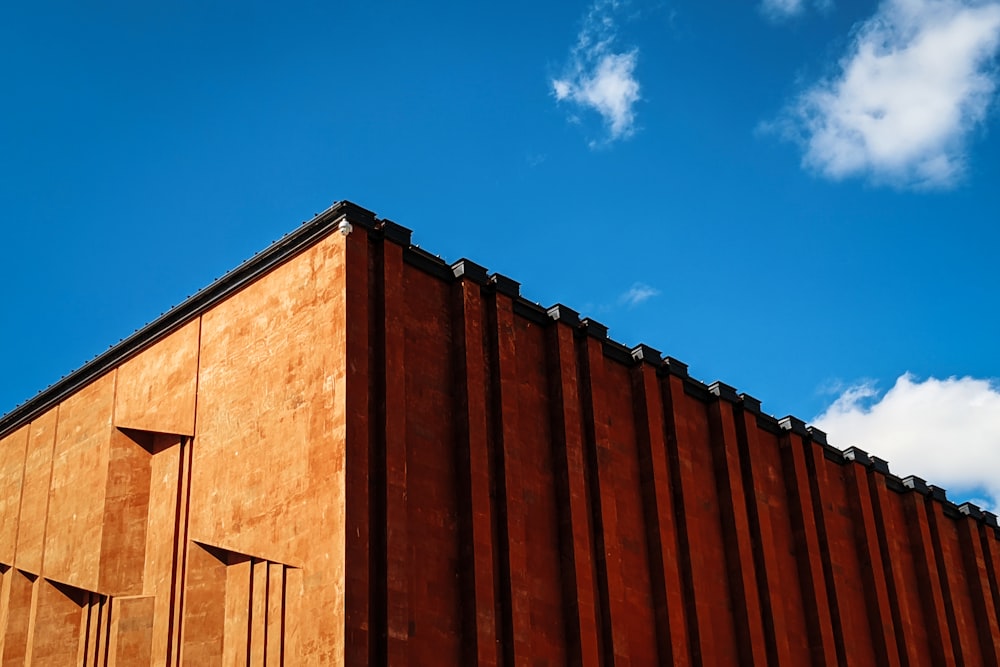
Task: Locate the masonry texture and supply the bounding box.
[1,201,999,666]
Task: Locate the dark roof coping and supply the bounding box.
[547,304,580,327]
[870,456,891,475]
[842,446,872,467]
[378,219,413,245]
[602,340,634,366]
[630,344,662,366]
[490,273,520,298]
[755,413,782,434]
[902,475,930,495]
[451,259,489,284]
[959,502,983,520]
[580,318,608,339]
[708,381,739,403]
[739,393,762,414]
[403,245,452,280]
[779,416,809,438]
[334,201,378,229]
[663,357,689,378]
[512,298,548,324]
[928,485,949,503]
[806,426,828,446]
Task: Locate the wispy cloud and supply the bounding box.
[770,0,1000,189]
[552,0,641,146]
[761,0,806,20]
[618,282,660,308]
[814,373,1000,510]
[760,0,833,21]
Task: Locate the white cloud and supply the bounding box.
[761,0,806,19]
[618,282,660,307]
[760,0,833,20]
[552,0,641,145]
[774,0,1000,189]
[814,373,1000,510]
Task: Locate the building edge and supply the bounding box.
[1,199,997,539]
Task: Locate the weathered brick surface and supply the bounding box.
[1,202,999,665]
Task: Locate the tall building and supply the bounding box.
[1,201,998,666]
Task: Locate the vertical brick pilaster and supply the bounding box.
[547,323,600,667]
[844,463,900,667]
[777,428,838,666]
[168,437,192,667]
[957,516,1000,664]
[705,395,767,666]
[979,527,1000,638]
[660,373,709,666]
[924,501,977,665]
[454,278,498,667]
[800,441,851,666]
[579,336,630,667]
[381,239,409,667]
[734,409,793,666]
[906,494,956,666]
[630,363,690,666]
[343,225,372,667]
[489,292,530,667]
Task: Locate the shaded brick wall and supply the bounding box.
[343,213,1000,666]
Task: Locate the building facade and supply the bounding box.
[1,201,998,665]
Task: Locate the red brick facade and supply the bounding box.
[1,201,999,665]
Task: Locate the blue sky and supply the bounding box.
[3,0,1000,506]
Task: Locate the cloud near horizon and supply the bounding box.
[814,373,1000,511]
[772,0,1000,189]
[552,0,641,145]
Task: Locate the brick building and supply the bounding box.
[1,200,998,665]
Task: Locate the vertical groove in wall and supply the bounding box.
[36,405,61,577]
[545,323,600,667]
[170,316,203,667]
[629,364,689,666]
[166,436,191,666]
[484,291,515,667]
[658,375,704,666]
[453,279,499,666]
[381,238,408,667]
[705,398,767,666]
[493,293,534,666]
[264,561,271,664]
[733,408,792,666]
[845,464,901,667]
[925,503,972,665]
[801,447,848,667]
[280,566,287,667]
[247,559,256,666]
[8,429,29,573]
[344,228,373,667]
[866,475,913,666]
[576,337,622,666]
[368,234,387,667]
[79,592,93,665]
[958,518,1000,664]
[979,527,1000,629]
[906,494,955,665]
[102,595,112,667]
[778,430,839,665]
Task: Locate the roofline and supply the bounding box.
[3,199,997,535]
[0,200,377,439]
